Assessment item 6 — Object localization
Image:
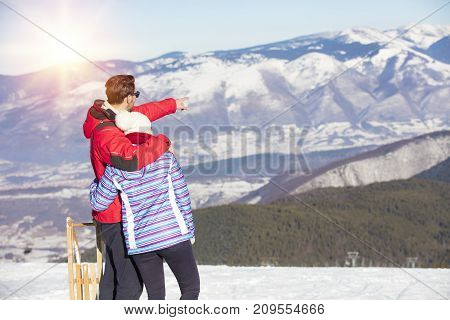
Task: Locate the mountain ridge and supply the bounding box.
[239,130,450,204]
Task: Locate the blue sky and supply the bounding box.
[0,0,448,75]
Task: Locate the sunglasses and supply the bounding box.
[132,91,140,98]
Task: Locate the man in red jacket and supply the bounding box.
[83,74,188,299]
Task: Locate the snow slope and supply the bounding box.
[0,263,448,300]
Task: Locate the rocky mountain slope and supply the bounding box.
[239,130,450,204]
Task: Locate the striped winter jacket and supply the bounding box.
[89,151,195,255]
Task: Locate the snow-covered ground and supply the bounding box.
[0,263,448,300]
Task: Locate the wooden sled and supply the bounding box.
[66,217,103,300]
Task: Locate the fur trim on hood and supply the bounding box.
[115,111,153,135]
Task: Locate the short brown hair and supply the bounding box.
[105,75,135,104]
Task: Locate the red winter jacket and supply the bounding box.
[83,98,177,223]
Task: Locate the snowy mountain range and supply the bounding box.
[0,24,449,165]
[0,24,449,262]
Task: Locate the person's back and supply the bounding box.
[89,151,199,300]
[91,151,195,253]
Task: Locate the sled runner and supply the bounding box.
[66,217,103,300]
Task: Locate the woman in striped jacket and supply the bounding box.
[89,111,199,300]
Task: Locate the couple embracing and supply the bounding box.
[83,75,200,300]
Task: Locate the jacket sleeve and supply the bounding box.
[169,153,195,236]
[97,128,171,172]
[132,98,177,122]
[89,166,119,212]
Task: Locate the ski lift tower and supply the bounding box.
[346,251,359,267]
[406,257,418,268]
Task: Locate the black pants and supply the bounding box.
[98,222,143,300]
[132,240,200,300]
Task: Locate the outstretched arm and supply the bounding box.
[94,97,188,172]
[132,97,189,121]
[89,166,119,212]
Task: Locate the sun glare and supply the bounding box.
[44,26,89,67]
[39,2,94,70]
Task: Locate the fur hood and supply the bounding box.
[115,110,152,135]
